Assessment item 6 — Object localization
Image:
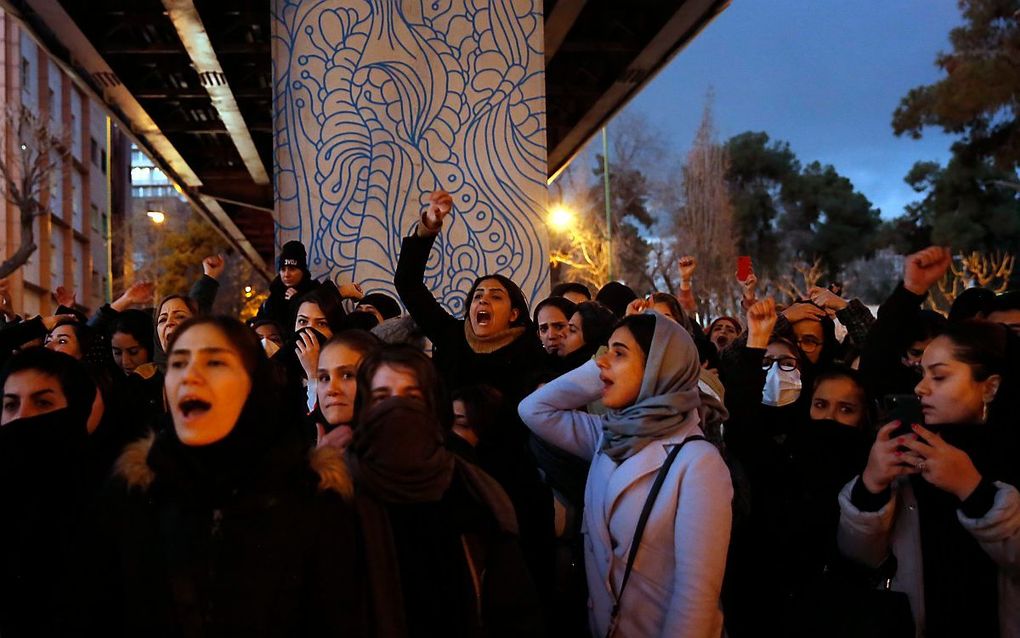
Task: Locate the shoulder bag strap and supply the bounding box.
[605,434,707,638]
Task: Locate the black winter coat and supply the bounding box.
[393,232,554,595]
[83,431,362,638]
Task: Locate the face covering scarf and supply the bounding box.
[762,363,802,407]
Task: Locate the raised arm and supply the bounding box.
[393,190,460,343]
[518,359,604,460]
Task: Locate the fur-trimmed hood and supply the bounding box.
[114,433,353,500]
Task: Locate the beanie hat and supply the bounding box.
[278,240,308,271]
[596,281,638,318]
[357,292,402,320]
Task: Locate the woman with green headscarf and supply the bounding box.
[519,312,733,638]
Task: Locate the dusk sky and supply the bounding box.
[597,0,965,221]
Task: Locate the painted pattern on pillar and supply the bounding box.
[272,0,549,316]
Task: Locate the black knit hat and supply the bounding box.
[357,292,402,320]
[278,240,308,271]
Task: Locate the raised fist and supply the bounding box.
[678,256,697,282]
[203,254,226,280]
[746,298,777,348]
[423,190,454,231]
[903,246,952,296]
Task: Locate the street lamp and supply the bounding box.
[146,210,166,224]
[548,205,576,233]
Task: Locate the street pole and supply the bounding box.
[601,126,612,282]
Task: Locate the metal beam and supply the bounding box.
[544,0,586,62]
[17,0,271,278]
[547,0,730,181]
[162,0,270,185]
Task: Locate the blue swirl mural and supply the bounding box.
[272,0,550,316]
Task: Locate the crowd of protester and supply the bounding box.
[0,188,1018,637]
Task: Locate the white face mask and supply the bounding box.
[762,363,802,407]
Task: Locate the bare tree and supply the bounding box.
[931,250,1015,311]
[670,94,739,318]
[0,106,70,279]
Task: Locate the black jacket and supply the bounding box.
[83,431,362,638]
[393,232,554,593]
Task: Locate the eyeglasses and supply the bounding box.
[762,357,798,372]
[796,336,822,352]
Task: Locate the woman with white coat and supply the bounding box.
[838,320,1020,637]
[519,312,733,638]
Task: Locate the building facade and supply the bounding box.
[0,12,126,317]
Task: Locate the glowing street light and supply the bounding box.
[243,285,254,299]
[146,210,166,224]
[548,205,576,233]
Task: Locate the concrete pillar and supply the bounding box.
[272,0,550,314]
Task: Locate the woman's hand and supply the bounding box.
[420,189,453,235]
[295,330,321,380]
[53,286,76,308]
[746,298,776,348]
[898,423,983,500]
[202,254,226,280]
[112,281,155,312]
[903,246,952,296]
[41,313,78,332]
[861,421,921,495]
[338,282,365,301]
[678,256,697,289]
[318,424,353,451]
[807,285,848,312]
[737,270,758,302]
[625,298,650,316]
[781,302,827,323]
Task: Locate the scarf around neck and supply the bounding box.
[600,312,704,462]
[463,320,526,354]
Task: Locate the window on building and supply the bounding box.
[21,57,30,94]
[100,149,107,174]
[90,138,99,166]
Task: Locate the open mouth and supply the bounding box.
[178,397,212,420]
[475,310,492,327]
[600,375,613,393]
[716,336,730,348]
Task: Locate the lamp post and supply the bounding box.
[147,210,166,299]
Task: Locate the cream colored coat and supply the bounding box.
[520,361,733,638]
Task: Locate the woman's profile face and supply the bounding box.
[157,298,194,351]
[595,326,646,409]
[295,301,332,339]
[2,370,68,425]
[165,323,252,446]
[45,325,82,359]
[561,312,585,357]
[915,336,999,426]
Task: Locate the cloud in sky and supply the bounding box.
[617,0,964,219]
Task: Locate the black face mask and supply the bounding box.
[792,418,871,482]
[0,408,88,478]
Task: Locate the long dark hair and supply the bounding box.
[942,320,1017,423]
